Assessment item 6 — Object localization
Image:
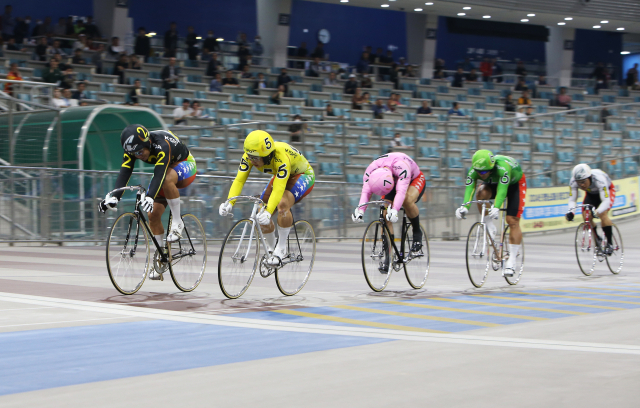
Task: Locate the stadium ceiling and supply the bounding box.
[309,0,640,34]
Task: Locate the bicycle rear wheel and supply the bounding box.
[605,224,624,275]
[361,220,393,292]
[575,223,596,276]
[466,222,490,288]
[168,214,207,292]
[503,226,524,285]
[403,224,430,289]
[275,219,316,296]
[218,219,260,299]
[106,212,150,295]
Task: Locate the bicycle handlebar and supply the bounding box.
[225,195,265,206]
[570,204,595,213]
[107,185,147,198]
[357,200,389,209]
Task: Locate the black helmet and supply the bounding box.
[120,124,151,153]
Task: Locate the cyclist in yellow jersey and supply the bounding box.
[219,130,315,265]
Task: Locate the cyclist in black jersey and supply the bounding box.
[99,125,197,276]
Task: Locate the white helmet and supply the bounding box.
[572,163,592,181]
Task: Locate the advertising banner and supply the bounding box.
[521,176,640,233]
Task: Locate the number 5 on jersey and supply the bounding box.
[277,163,288,179]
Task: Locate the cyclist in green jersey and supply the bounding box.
[455,150,527,276]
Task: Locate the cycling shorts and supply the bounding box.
[261,166,316,205]
[583,183,615,212]
[382,172,426,203]
[485,173,527,218]
[157,154,197,199]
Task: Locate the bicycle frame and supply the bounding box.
[572,204,597,250]
[358,201,411,265]
[463,200,508,263]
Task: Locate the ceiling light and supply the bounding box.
[564,17,573,20]
[457,13,466,16]
[196,36,202,40]
[381,4,389,7]
[425,2,434,5]
[601,20,608,23]
[216,38,224,41]
[463,6,471,10]
[148,32,156,36]
[483,15,491,18]
[340,0,348,2]
[521,19,529,22]
[527,14,535,17]
[557,22,566,25]
[617,27,625,30]
[593,25,601,28]
[414,8,423,11]
[621,51,630,55]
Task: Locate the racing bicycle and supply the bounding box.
[105,185,207,295]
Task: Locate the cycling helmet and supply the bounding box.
[367,167,394,196]
[244,130,275,157]
[572,163,592,181]
[472,149,496,172]
[120,124,151,153]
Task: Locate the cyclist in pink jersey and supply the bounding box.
[352,152,427,253]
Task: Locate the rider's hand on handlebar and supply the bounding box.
[219,202,233,217]
[488,206,500,220]
[139,193,154,213]
[351,209,364,223]
[257,209,272,225]
[99,194,118,213]
[455,206,468,220]
[386,208,399,223]
[565,211,575,222]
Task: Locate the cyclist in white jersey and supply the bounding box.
[565,163,615,254]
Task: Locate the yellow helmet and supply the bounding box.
[244,130,275,157]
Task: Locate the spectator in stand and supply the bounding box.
[362,92,371,106]
[185,26,198,61]
[253,72,267,91]
[237,43,251,71]
[356,52,370,74]
[164,22,179,58]
[72,49,86,64]
[35,37,48,61]
[61,89,78,107]
[433,68,445,79]
[129,54,142,70]
[73,19,86,36]
[13,16,30,44]
[515,61,527,77]
[84,16,100,39]
[32,17,53,38]
[4,63,21,96]
[277,68,293,91]
[251,36,263,65]
[466,68,479,82]
[324,103,344,120]
[517,90,531,106]
[53,17,66,37]
[42,58,63,84]
[600,106,610,123]
[173,99,193,125]
[161,57,180,92]
[203,31,219,53]
[237,32,248,46]
[360,73,372,88]
[86,38,98,51]
[1,5,15,41]
[480,57,493,82]
[288,115,305,143]
[451,67,465,88]
[52,53,69,71]
[324,72,338,86]
[372,47,384,64]
[191,100,204,117]
[381,50,394,64]
[536,75,547,86]
[296,41,308,68]
[206,52,221,77]
[386,96,397,113]
[271,84,286,104]
[73,34,89,51]
[47,40,65,57]
[5,37,19,50]
[222,70,239,86]
[461,58,475,72]
[389,63,400,89]
[435,58,445,71]
[92,44,106,74]
[209,73,223,92]
[625,63,638,90]
[115,53,129,84]
[504,93,516,112]
[389,133,406,151]
[64,16,75,36]
[448,102,465,116]
[108,37,125,57]
[51,88,68,108]
[351,88,365,110]
[556,87,572,109]
[128,79,143,105]
[372,98,387,119]
[514,77,528,91]
[241,65,253,79]
[417,100,432,115]
[514,105,533,127]
[134,27,151,61]
[310,41,325,59]
[72,81,90,105]
[404,65,417,78]
[60,67,76,89]
[492,58,503,83]
[308,57,322,77]
[344,74,358,95]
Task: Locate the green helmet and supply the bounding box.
[472,150,496,171]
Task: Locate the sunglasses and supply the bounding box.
[476,170,491,175]
[247,154,262,161]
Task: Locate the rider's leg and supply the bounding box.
[271,191,296,258]
[475,184,496,238]
[403,186,422,242]
[161,168,181,224]
[507,216,522,244]
[148,201,166,244]
[599,210,613,244]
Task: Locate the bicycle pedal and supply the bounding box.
[149,270,164,281]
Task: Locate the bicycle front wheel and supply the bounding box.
[275,219,316,296]
[605,224,624,275]
[403,224,430,289]
[466,222,490,288]
[168,214,207,292]
[361,220,393,292]
[218,219,260,299]
[575,223,596,276]
[503,225,524,285]
[106,212,150,295]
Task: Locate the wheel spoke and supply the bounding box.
[218,219,259,299]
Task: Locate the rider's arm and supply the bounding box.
[265,154,290,214]
[147,139,172,199]
[227,154,253,205]
[568,182,578,209]
[112,153,137,200]
[493,163,513,209]
[462,170,479,208]
[390,161,412,211]
[596,184,612,214]
[357,163,377,212]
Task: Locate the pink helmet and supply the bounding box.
[367,167,394,196]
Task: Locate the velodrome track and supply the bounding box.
[0,219,639,407]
